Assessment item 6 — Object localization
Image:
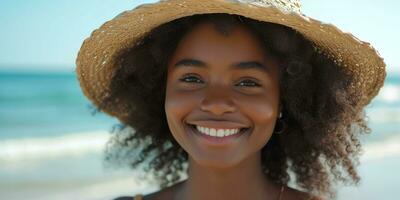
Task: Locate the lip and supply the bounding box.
[185,123,250,146]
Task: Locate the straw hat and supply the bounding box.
[76,0,386,120]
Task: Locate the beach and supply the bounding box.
[0,71,399,200]
[0,131,399,200]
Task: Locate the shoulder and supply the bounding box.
[283,186,325,200]
[112,194,145,200]
[308,196,325,200]
[112,191,169,200]
[147,180,186,200]
[112,197,134,200]
[117,181,185,200]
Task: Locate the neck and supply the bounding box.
[176,151,279,200]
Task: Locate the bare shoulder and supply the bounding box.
[140,189,168,200]
[142,181,185,200]
[112,189,165,200]
[283,186,325,200]
[141,182,325,200]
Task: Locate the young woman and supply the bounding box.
[75,1,386,200]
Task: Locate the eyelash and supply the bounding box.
[178,75,261,87]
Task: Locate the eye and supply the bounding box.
[178,74,204,84]
[236,79,261,87]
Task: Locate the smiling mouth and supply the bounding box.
[185,123,250,139]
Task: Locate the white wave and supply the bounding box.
[366,107,400,123]
[1,130,398,165]
[361,134,400,162]
[375,84,400,103]
[36,177,158,200]
[0,131,110,162]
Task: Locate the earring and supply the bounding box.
[274,111,286,135]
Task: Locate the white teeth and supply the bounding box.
[216,129,224,137]
[224,129,230,136]
[210,128,217,136]
[195,125,241,137]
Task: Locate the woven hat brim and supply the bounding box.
[76,0,386,119]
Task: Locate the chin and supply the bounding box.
[190,154,244,169]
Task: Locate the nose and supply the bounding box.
[200,86,236,115]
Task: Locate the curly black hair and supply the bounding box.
[94,13,371,199]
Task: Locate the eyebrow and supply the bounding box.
[173,58,268,73]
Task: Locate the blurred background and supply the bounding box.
[0,0,399,199]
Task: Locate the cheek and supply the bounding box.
[239,93,278,125]
[164,87,199,138]
[238,96,278,148]
[252,83,280,128]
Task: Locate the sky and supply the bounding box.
[0,0,398,73]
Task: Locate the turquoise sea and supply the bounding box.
[0,71,117,139]
[0,70,399,199]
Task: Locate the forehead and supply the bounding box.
[168,22,272,66]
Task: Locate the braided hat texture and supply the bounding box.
[76,0,386,119]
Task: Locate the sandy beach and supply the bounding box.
[1,131,399,200]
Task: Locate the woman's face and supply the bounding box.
[165,22,280,168]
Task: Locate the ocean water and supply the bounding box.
[0,71,117,140]
[0,70,399,199]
